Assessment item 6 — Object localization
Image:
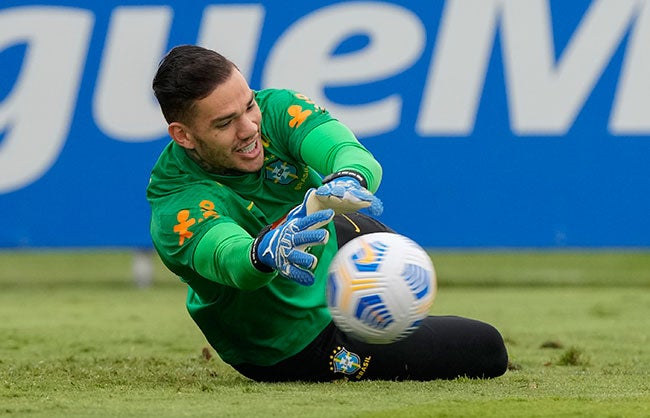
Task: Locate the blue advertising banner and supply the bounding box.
[1,0,649,248]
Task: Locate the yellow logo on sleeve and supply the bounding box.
[199,200,219,220]
[287,105,312,128]
[172,200,220,246]
[286,93,327,128]
[173,210,195,246]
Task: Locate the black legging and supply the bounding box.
[234,213,509,382]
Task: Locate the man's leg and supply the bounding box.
[233,316,508,382]
[335,315,509,381]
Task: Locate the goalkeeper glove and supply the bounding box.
[251,189,335,286]
[315,170,383,216]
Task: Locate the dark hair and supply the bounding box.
[152,45,236,124]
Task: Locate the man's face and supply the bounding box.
[173,70,264,174]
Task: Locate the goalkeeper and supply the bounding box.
[147,45,508,382]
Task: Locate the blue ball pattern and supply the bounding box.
[354,294,394,330]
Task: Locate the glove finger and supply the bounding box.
[345,188,374,202]
[287,249,318,270]
[366,196,384,216]
[343,189,383,216]
[313,194,370,214]
[314,184,330,196]
[315,183,346,198]
[295,208,335,230]
[280,263,316,286]
[292,229,330,248]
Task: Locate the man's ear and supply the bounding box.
[168,122,195,149]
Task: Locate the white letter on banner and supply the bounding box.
[0,7,93,194]
[264,3,425,136]
[94,7,171,141]
[198,5,265,80]
[610,0,650,135]
[501,0,637,135]
[417,0,500,136]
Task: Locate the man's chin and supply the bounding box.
[241,155,265,173]
[226,160,264,176]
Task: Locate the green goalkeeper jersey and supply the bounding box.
[147,89,381,366]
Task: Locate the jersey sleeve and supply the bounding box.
[299,120,383,193]
[149,182,275,290]
[193,222,277,290]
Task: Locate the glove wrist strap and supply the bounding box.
[250,225,274,273]
[322,170,368,189]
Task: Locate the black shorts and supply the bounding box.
[233,213,509,382]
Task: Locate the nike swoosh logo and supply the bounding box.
[341,213,361,233]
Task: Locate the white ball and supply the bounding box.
[327,232,437,344]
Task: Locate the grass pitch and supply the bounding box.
[1,250,649,417]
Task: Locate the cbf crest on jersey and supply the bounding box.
[265,160,298,185]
